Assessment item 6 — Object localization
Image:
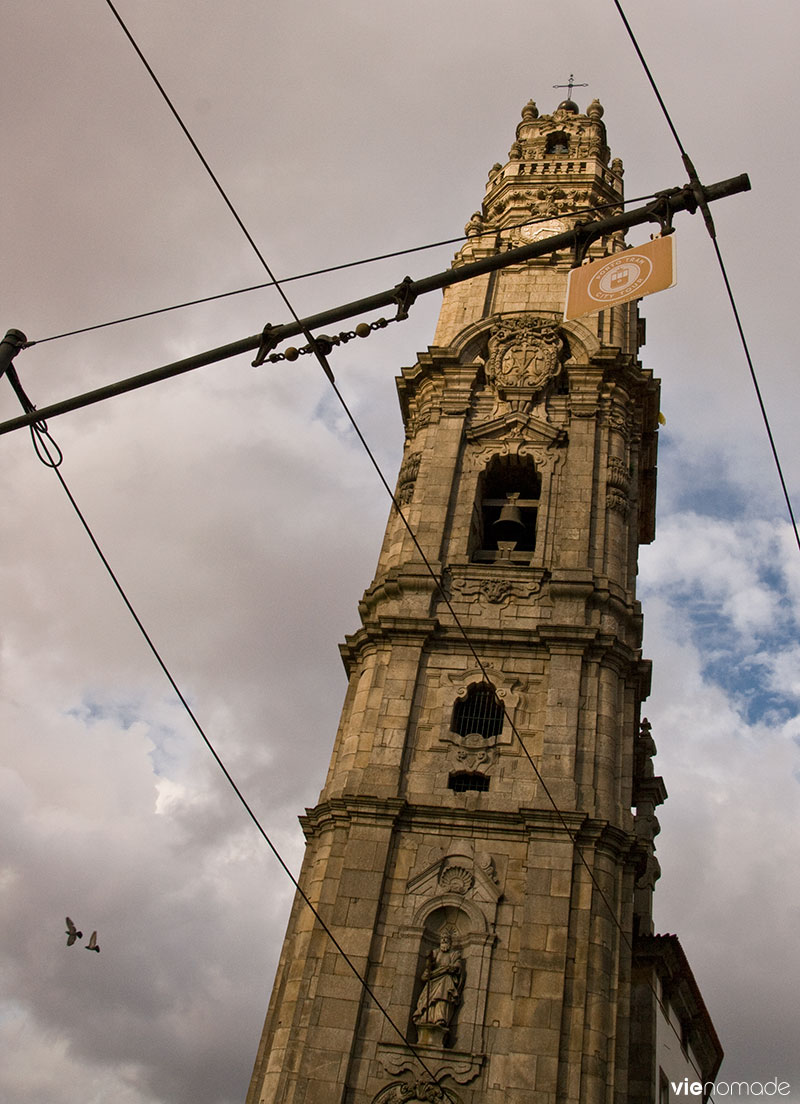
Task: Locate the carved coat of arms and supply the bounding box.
[485,318,563,404]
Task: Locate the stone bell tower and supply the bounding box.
[246,96,720,1104]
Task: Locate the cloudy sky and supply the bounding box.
[1,2,798,1101]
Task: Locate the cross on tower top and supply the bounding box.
[553,73,588,99]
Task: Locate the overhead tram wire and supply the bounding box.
[105,0,331,386]
[29,193,659,347]
[610,0,688,159]
[100,1,688,1056]
[612,0,800,554]
[709,242,800,554]
[26,10,727,1087]
[0,149,746,1089]
[609,2,785,1086]
[106,5,475,1098]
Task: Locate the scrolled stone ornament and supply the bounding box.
[485,318,563,399]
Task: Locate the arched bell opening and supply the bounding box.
[470,454,541,564]
[545,130,570,156]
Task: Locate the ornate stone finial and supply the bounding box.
[521,99,538,121]
[587,98,604,121]
[464,211,485,238]
[487,162,503,182]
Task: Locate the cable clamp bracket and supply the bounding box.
[391,276,417,321]
[0,329,28,382]
[681,154,717,240]
[0,330,63,466]
[645,188,680,237]
[252,323,280,367]
[309,334,338,358]
[570,222,604,269]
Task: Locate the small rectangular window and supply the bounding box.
[448,772,490,793]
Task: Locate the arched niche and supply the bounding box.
[409,906,470,1049]
[377,853,498,1088]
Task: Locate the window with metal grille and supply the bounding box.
[448,771,490,793]
[452,683,504,740]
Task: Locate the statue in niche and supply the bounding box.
[412,931,464,1046]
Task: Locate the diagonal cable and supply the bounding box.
[707,238,800,552]
[58,0,672,1066]
[611,0,782,1085]
[15,406,459,1103]
[104,0,333,384]
[64,4,710,1082]
[612,0,799,554]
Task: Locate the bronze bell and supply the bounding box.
[492,493,525,544]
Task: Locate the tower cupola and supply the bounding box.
[456,97,620,275]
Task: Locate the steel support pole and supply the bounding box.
[0,173,749,437]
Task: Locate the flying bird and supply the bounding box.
[65,917,82,946]
[86,931,100,953]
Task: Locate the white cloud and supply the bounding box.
[641,514,790,637]
[643,525,800,1091]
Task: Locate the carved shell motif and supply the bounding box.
[439,866,474,895]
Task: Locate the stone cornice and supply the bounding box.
[301,800,640,859]
[300,795,407,838]
[417,618,646,670]
[340,613,439,673]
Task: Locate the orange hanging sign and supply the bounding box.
[564,235,676,321]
